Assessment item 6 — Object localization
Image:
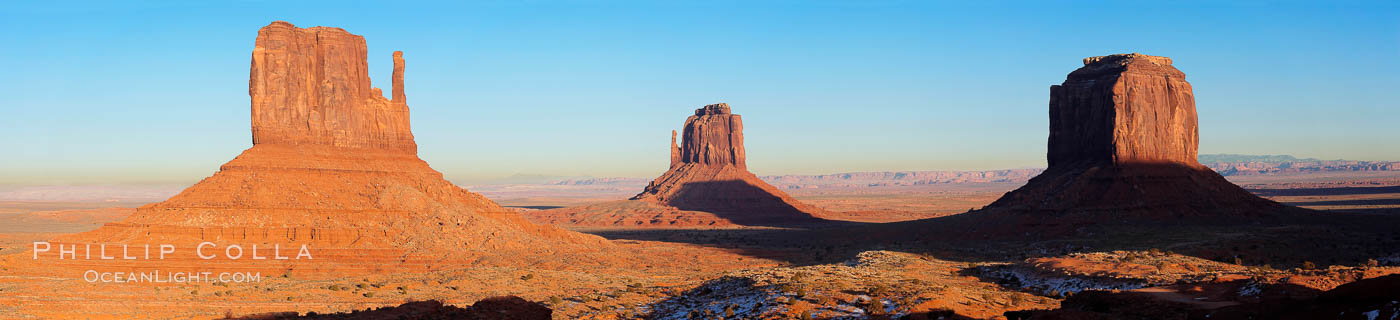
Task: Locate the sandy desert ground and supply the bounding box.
[1,170,1396,319]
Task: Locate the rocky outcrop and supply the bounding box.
[40,21,618,277]
[675,103,746,167]
[670,130,680,168]
[986,53,1280,219]
[1047,53,1197,167]
[249,21,415,153]
[628,103,824,225]
[528,103,825,228]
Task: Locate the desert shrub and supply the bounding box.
[1302,261,1316,270]
[861,298,883,315]
[799,310,812,319]
[1366,259,1380,268]
[724,304,735,317]
[520,274,534,281]
[1233,257,1244,265]
[549,296,562,305]
[867,284,888,297]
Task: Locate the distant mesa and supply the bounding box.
[22,21,611,276]
[526,103,827,227]
[1198,154,1399,176]
[984,53,1283,219]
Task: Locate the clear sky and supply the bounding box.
[1,1,1397,185]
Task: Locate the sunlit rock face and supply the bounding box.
[249,21,415,153]
[1047,53,1198,168]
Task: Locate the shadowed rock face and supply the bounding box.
[249,21,415,153]
[631,103,824,225]
[988,53,1279,217]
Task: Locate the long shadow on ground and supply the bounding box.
[587,206,1400,268]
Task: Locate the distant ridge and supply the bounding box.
[1199,154,1398,176]
[3,155,1395,202]
[1199,154,1314,163]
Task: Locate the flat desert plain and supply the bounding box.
[1,170,1396,319]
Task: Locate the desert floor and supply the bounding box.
[0,171,1397,319]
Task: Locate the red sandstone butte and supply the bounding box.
[29,21,615,277]
[526,103,825,227]
[986,53,1280,218]
[249,21,416,152]
[631,103,826,225]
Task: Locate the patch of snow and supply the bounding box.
[1237,281,1264,297]
[978,266,1145,295]
[644,276,867,319]
[1381,255,1400,266]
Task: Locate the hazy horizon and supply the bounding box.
[3,1,1397,185]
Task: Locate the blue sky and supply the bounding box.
[1,1,1397,185]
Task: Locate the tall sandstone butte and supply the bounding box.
[249,21,415,152]
[41,21,613,274]
[631,103,825,225]
[987,53,1278,218]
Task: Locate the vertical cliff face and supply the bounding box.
[987,53,1278,219]
[249,21,415,153]
[678,103,747,168]
[1047,53,1198,168]
[630,103,824,225]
